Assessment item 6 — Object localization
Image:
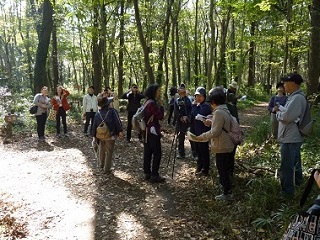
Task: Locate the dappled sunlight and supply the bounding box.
[0,148,96,239]
[114,170,134,181]
[116,212,148,239]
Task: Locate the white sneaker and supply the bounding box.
[215,193,234,201]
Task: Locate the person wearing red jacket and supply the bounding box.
[143,84,165,183]
[52,85,71,137]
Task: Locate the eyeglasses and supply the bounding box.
[132,86,137,89]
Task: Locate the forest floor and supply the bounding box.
[0,102,268,240]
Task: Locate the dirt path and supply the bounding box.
[0,103,268,240]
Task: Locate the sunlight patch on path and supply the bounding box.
[0,148,96,240]
[116,212,148,239]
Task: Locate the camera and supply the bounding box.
[177,98,187,116]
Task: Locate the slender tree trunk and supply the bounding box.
[194,0,199,87]
[248,22,255,87]
[308,0,320,96]
[171,19,176,87]
[133,0,155,84]
[207,0,215,90]
[283,0,292,74]
[118,0,125,97]
[92,1,102,94]
[215,12,231,87]
[101,2,109,89]
[266,41,274,94]
[78,19,87,94]
[51,0,59,88]
[156,0,173,85]
[176,19,181,86]
[33,0,53,94]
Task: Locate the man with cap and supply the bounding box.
[174,84,192,159]
[190,87,212,175]
[122,84,145,142]
[275,73,307,196]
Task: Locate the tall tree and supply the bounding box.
[51,0,59,88]
[308,0,320,96]
[133,0,155,84]
[247,21,255,87]
[118,0,125,97]
[33,0,53,94]
[92,0,102,94]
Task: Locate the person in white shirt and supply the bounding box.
[83,86,98,136]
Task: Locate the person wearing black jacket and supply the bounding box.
[174,85,192,159]
[121,84,144,142]
[190,87,212,175]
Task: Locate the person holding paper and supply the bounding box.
[190,87,212,176]
[187,87,235,201]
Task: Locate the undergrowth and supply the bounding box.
[188,103,320,239]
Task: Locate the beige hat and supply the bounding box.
[229,81,238,89]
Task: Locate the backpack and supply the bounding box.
[222,110,244,145]
[132,100,154,131]
[96,111,112,140]
[298,94,313,137]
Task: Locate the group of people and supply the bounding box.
[33,85,71,141]
[32,72,309,200]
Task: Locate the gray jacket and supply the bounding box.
[276,89,306,143]
[33,93,51,116]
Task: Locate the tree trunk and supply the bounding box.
[33,0,53,94]
[92,1,102,94]
[266,41,274,94]
[193,0,199,87]
[133,0,155,84]
[156,0,173,85]
[308,0,320,96]
[215,12,230,87]
[176,18,181,86]
[118,0,125,97]
[51,0,59,88]
[248,22,256,87]
[207,0,216,90]
[283,0,292,74]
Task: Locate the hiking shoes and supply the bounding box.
[149,176,166,183]
[215,193,234,201]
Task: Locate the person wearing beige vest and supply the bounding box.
[187,86,235,201]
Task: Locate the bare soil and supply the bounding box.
[0,103,268,240]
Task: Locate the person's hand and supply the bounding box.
[314,170,320,188]
[204,119,212,127]
[118,131,123,140]
[274,106,279,112]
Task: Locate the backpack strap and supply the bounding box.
[300,169,317,208]
[221,108,232,133]
[98,109,111,123]
[144,99,154,126]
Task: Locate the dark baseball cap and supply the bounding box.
[283,73,304,85]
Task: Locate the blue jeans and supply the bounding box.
[279,142,303,195]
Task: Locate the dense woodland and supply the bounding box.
[2,1,320,239]
[0,0,320,97]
